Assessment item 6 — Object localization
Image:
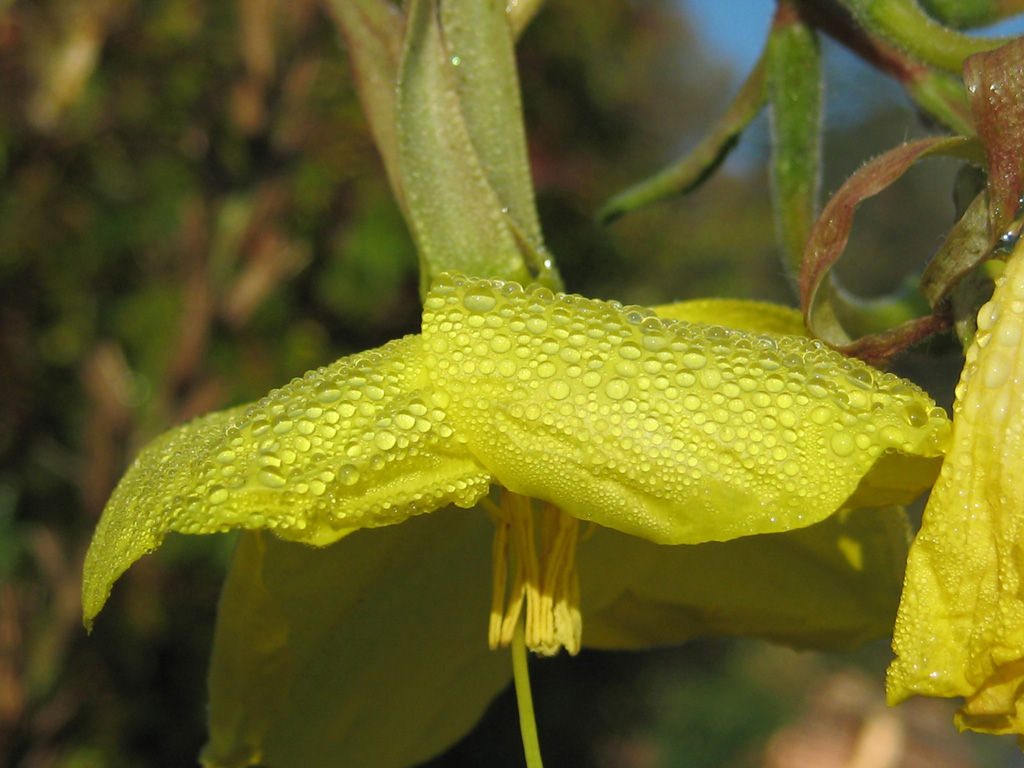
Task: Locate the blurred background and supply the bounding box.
[1,0,1022,765]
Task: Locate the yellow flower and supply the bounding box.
[83,272,950,767]
[888,247,1024,739]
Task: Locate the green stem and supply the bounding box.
[512,619,545,768]
[839,0,1014,72]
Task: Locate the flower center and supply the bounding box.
[488,490,582,656]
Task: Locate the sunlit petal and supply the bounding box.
[888,250,1024,738]
[203,507,509,768]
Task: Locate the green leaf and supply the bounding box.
[919,189,991,312]
[800,135,984,363]
[507,0,546,37]
[598,51,767,224]
[325,0,407,208]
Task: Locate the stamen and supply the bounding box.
[540,502,581,655]
[501,492,540,645]
[489,490,582,656]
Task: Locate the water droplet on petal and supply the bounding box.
[258,467,287,489]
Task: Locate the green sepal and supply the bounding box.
[397,0,558,291]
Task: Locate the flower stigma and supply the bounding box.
[487,490,582,656]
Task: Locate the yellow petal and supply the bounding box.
[653,297,807,336]
[888,250,1024,737]
[202,531,291,768]
[423,273,949,545]
[202,508,510,768]
[83,334,493,627]
[581,505,910,651]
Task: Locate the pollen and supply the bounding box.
[488,490,582,656]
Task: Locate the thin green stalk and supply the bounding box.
[512,619,545,768]
[840,0,1013,72]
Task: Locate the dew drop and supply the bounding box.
[463,289,497,312]
[904,403,928,427]
[605,379,630,400]
[849,368,874,388]
[548,380,571,400]
[983,354,1011,388]
[208,486,229,505]
[810,405,832,425]
[830,433,855,457]
[698,368,722,390]
[682,352,707,370]
[339,464,360,486]
[978,300,1000,332]
[526,317,548,334]
[559,348,581,364]
[258,467,287,489]
[618,342,642,360]
[642,334,667,352]
[999,321,1022,346]
[615,360,638,378]
[316,384,343,403]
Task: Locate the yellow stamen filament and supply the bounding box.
[489,490,582,656]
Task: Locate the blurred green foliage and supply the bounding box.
[0,0,1015,766]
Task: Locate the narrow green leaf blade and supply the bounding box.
[598,52,767,224]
